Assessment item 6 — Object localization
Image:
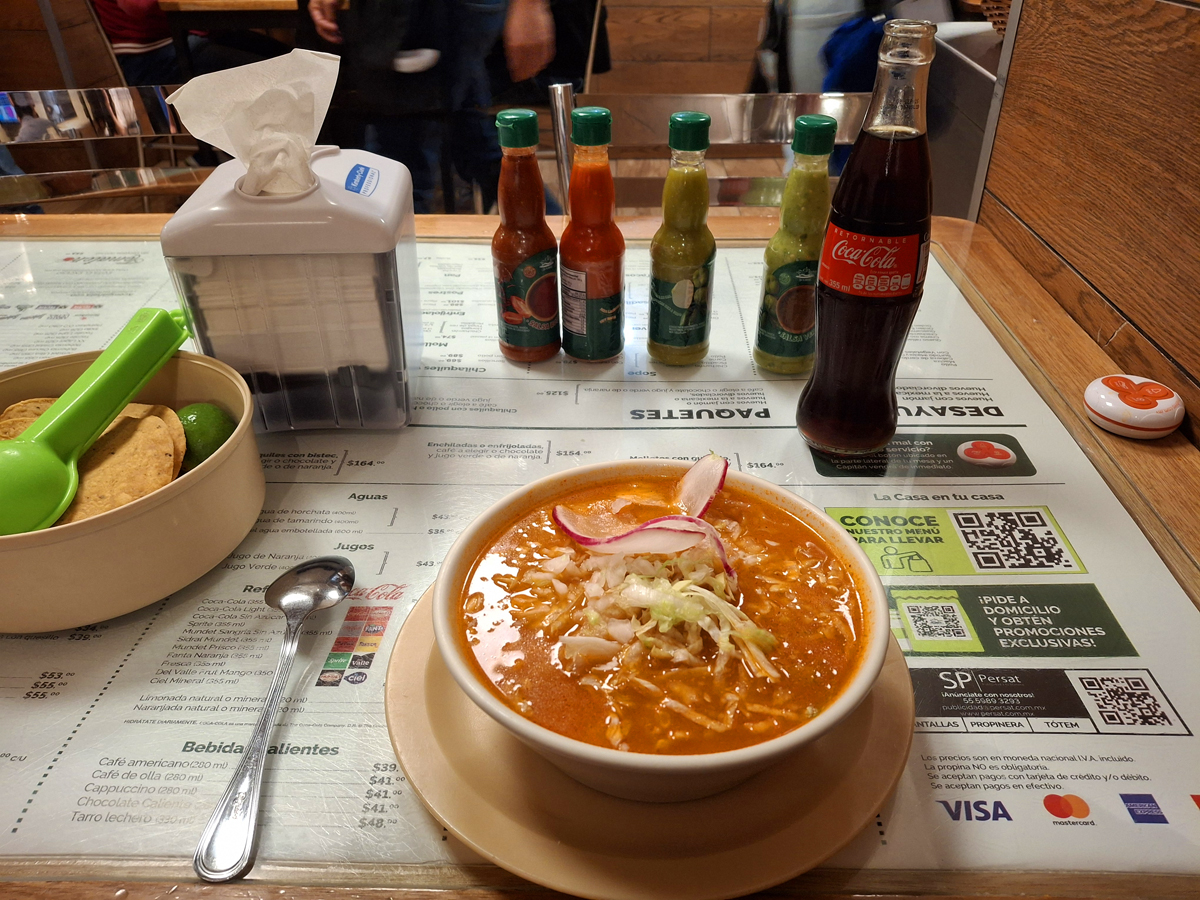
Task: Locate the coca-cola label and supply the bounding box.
[818,224,928,298]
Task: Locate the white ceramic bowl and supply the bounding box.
[0,350,265,633]
[432,459,889,802]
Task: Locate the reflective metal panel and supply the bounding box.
[578,93,871,146]
[613,174,841,209]
[0,86,184,144]
[0,166,210,206]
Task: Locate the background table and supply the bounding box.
[0,212,1198,900]
[157,0,320,79]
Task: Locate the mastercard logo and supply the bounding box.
[1043,794,1090,819]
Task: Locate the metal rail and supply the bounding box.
[1,86,184,145]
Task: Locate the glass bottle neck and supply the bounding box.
[670,149,706,168]
[662,148,708,231]
[789,151,829,174]
[864,59,930,137]
[568,143,614,226]
[573,144,610,166]
[498,145,545,230]
[863,22,935,138]
[778,152,829,235]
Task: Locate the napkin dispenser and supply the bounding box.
[161,147,420,431]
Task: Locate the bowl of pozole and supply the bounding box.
[431,456,889,802]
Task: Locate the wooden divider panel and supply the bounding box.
[592,0,763,94]
[982,0,1200,414]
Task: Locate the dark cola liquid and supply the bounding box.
[797,128,931,455]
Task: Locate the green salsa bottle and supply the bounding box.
[754,114,837,375]
[648,111,716,366]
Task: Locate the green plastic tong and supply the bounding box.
[0,308,190,536]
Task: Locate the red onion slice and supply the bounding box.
[553,507,705,555]
[677,453,729,518]
[552,507,735,576]
[650,515,735,576]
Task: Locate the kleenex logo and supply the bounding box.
[345,164,379,196]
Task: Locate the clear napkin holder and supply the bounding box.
[161,147,420,431]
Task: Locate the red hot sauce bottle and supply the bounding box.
[796,20,936,455]
[492,108,560,362]
[560,107,625,362]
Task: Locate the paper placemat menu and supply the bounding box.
[0,241,1197,876]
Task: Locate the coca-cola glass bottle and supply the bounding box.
[796,19,936,455]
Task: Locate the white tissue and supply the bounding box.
[167,49,340,196]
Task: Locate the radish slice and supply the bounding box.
[677,452,729,518]
[650,515,735,576]
[553,507,705,555]
[552,507,735,577]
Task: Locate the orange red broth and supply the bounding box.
[457,476,865,754]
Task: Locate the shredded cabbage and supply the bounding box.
[550,547,781,690]
[485,461,849,751]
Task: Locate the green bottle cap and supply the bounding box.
[792,114,838,155]
[571,106,612,146]
[496,108,540,148]
[668,110,710,151]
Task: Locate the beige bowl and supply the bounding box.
[432,459,890,802]
[0,350,264,633]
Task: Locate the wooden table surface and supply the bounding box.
[158,0,303,12]
[0,212,1197,900]
[157,0,345,12]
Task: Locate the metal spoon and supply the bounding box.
[193,556,355,882]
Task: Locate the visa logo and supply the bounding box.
[937,800,1013,821]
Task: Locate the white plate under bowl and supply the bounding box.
[383,588,915,900]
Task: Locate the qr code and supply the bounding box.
[903,602,970,640]
[950,508,1079,572]
[1082,675,1169,726]
[1066,669,1190,735]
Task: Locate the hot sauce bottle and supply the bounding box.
[648,111,716,366]
[492,108,560,362]
[796,20,935,454]
[754,114,837,375]
[560,107,625,362]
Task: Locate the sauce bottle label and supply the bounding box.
[494,248,559,348]
[818,223,928,298]
[560,262,624,360]
[647,252,715,349]
[755,259,817,358]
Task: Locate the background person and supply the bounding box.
[306,0,554,212]
[92,0,289,86]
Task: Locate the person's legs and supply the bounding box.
[444,0,505,209]
[188,33,287,76]
[371,0,505,213]
[371,117,440,214]
[203,30,291,60]
[118,32,287,86]
[118,46,183,86]
[447,107,501,211]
